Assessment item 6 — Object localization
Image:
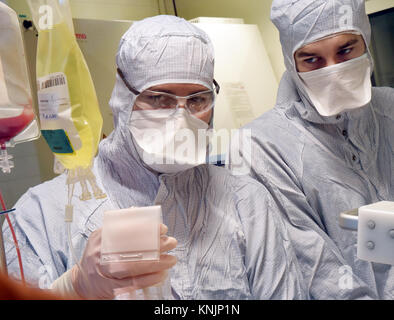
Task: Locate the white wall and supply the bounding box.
[174,0,285,82]
[69,0,160,20]
[195,23,278,125]
[366,0,394,14]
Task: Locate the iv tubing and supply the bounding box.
[66,178,92,297]
[0,215,7,275]
[0,191,25,285]
[66,182,81,269]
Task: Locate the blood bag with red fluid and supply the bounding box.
[0,105,35,145]
[0,2,40,173]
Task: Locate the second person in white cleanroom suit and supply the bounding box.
[229,0,394,299]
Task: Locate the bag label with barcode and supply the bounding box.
[39,74,66,90]
[37,72,69,121]
[37,72,82,152]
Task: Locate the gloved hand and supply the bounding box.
[71,224,177,299]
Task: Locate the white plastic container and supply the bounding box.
[101,206,162,264]
[101,205,173,300]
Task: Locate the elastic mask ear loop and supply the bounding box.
[206,80,218,163]
[210,79,220,128]
[208,107,215,129]
[205,105,214,164]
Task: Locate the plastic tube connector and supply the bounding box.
[66,166,106,201]
[65,204,74,222]
[0,147,14,174]
[85,168,106,199]
[79,178,92,201]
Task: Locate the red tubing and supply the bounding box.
[0,191,25,285]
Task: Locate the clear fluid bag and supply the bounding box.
[0,2,40,173]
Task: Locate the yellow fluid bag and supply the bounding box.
[36,21,101,170]
[28,0,105,201]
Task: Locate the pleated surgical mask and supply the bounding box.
[298,53,372,117]
[129,108,210,174]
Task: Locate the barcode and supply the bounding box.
[40,75,66,90]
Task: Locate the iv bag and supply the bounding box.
[27,0,103,171]
[27,0,106,200]
[0,2,40,173]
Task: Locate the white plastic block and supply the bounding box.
[100,206,162,265]
[358,201,394,265]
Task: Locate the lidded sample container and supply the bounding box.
[101,206,173,300]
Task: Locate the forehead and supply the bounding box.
[296,33,363,55]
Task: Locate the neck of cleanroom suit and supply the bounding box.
[97,15,214,209]
[271,0,374,123]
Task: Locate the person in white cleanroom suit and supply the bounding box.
[3,15,306,299]
[229,0,394,299]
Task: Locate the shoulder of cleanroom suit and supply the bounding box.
[2,15,306,299]
[229,0,394,299]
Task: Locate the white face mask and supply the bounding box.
[298,53,372,117]
[129,108,209,174]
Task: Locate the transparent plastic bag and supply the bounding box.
[0,2,40,173]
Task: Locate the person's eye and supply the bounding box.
[338,47,352,56]
[149,94,176,108]
[146,94,164,102]
[304,57,319,64]
[189,96,205,104]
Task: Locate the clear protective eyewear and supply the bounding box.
[117,68,220,116]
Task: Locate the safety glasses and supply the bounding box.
[117,68,220,116]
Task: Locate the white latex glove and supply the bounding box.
[71,224,177,299]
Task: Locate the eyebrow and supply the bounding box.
[338,38,359,50]
[296,51,318,58]
[296,38,360,58]
[149,89,208,96]
[149,89,173,94]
